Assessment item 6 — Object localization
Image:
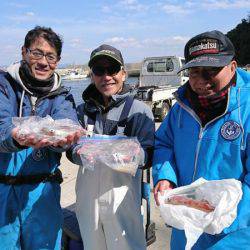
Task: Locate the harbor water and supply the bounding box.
[62,77,139,106]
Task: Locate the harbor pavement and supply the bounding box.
[59,152,171,250]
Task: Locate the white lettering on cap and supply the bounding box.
[189,39,219,57]
[99,50,116,55]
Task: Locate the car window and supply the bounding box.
[147,62,153,72]
[146,59,174,73]
[154,61,166,72]
[165,59,174,72]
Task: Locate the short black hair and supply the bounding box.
[24,26,63,56]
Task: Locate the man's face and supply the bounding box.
[22,37,59,80]
[188,61,237,97]
[91,57,126,99]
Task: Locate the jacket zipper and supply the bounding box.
[27,95,36,115]
[175,89,231,181]
[192,128,204,181]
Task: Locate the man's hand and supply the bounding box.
[77,143,100,163]
[153,180,174,206]
[11,127,51,148]
[52,129,86,147]
[12,127,86,149]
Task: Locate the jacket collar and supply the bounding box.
[82,83,135,112]
[6,61,62,95]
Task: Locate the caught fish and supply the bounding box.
[165,195,215,213]
[40,127,71,137]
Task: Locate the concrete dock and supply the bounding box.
[59,153,171,249]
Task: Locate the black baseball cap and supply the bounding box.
[88,44,124,67]
[179,30,235,72]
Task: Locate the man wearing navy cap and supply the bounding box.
[67,44,155,250]
[153,30,250,249]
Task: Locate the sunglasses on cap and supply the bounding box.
[91,64,122,77]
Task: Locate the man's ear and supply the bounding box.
[122,69,126,82]
[230,60,237,74]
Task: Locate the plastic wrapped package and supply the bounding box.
[165,192,215,213]
[77,135,141,176]
[158,178,242,250]
[12,115,83,143]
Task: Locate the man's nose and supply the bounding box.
[37,55,49,65]
[103,72,112,79]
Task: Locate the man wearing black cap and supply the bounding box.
[67,44,155,250]
[152,30,250,249]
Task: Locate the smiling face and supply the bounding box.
[22,37,59,80]
[91,57,126,105]
[188,60,237,97]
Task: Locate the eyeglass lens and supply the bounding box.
[27,49,57,63]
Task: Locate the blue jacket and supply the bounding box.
[153,68,250,249]
[0,62,79,250]
[0,63,78,175]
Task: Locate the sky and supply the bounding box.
[0,0,249,66]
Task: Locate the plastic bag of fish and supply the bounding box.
[158,178,242,250]
[12,115,82,143]
[77,135,141,176]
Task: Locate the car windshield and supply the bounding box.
[146,59,174,73]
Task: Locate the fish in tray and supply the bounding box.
[165,195,215,213]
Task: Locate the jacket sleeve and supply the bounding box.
[0,77,26,153]
[66,103,85,164]
[152,108,178,187]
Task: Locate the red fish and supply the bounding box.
[165,195,215,213]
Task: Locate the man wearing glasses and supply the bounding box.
[153,30,250,249]
[67,44,155,250]
[0,26,82,249]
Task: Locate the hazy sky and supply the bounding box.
[0,0,249,66]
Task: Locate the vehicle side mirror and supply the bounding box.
[183,70,189,77]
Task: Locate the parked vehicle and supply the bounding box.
[136,56,188,121]
[62,71,88,81]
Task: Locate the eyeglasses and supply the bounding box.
[91,64,122,76]
[26,48,59,64]
[188,67,224,79]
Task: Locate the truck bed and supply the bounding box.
[137,85,177,102]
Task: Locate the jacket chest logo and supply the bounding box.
[32,149,46,161]
[220,121,241,140]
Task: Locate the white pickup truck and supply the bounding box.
[136,56,188,121]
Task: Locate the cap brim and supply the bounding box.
[88,53,123,67]
[178,54,234,73]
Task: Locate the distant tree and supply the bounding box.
[226,15,250,66]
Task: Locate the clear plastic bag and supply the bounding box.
[158,178,242,250]
[12,115,82,143]
[78,134,141,176]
